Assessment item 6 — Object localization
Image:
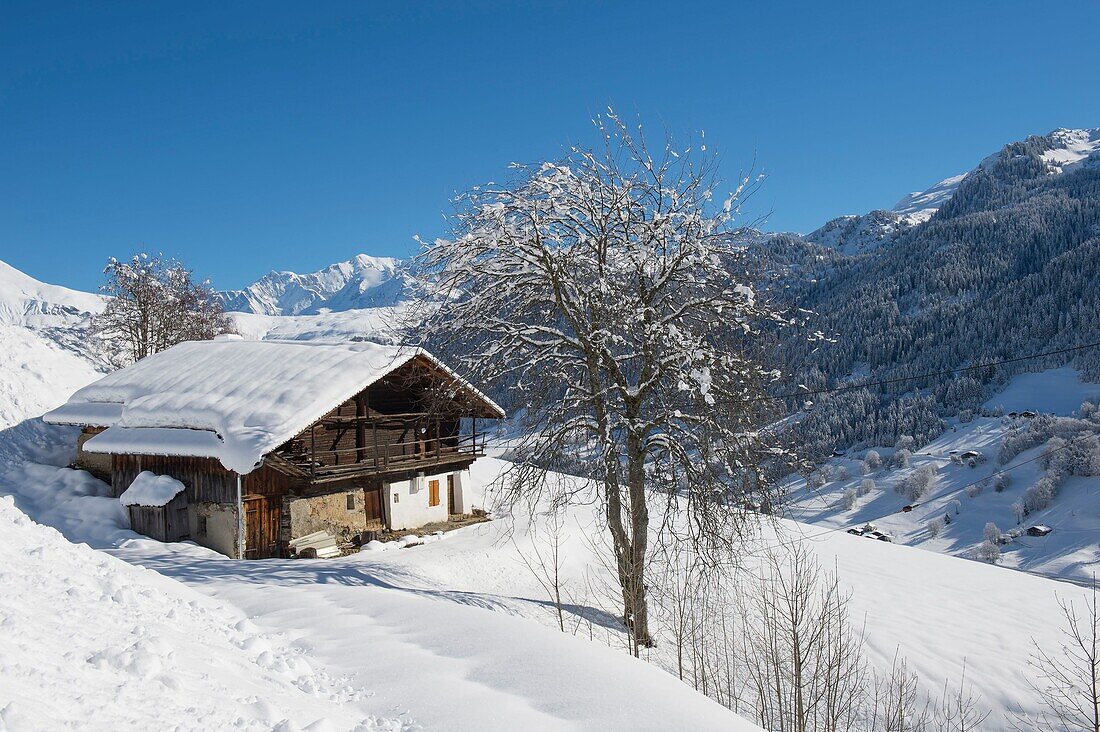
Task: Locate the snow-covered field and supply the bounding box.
[3,426,1097,730]
[0,426,756,731]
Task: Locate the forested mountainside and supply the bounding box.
[775,128,1100,459]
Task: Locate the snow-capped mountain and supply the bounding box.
[801,127,1100,255]
[891,173,968,225]
[219,253,410,316]
[0,259,103,328]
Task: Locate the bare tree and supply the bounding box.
[91,253,233,366]
[513,510,569,632]
[933,663,989,732]
[1021,584,1100,732]
[742,542,867,732]
[413,112,784,647]
[868,652,933,732]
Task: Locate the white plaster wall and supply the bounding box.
[452,468,473,515]
[385,469,452,531]
[188,502,238,558]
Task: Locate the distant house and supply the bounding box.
[958,450,986,467]
[1026,524,1053,537]
[45,337,504,559]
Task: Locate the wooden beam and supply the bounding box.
[355,394,367,463]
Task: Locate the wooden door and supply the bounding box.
[243,495,280,559]
[362,486,384,524]
[447,474,456,515]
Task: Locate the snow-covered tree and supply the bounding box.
[91,253,232,366]
[983,522,1003,545]
[413,112,784,648]
[858,478,875,496]
[863,449,882,472]
[972,540,1001,564]
[896,465,936,502]
[927,515,946,538]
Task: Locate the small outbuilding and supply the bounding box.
[1026,524,1053,537]
[120,471,190,542]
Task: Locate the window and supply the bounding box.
[346,493,356,511]
[428,479,440,507]
[197,516,208,537]
[393,492,400,504]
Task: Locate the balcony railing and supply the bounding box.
[278,421,488,481]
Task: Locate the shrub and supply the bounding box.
[972,540,1001,564]
[927,515,946,538]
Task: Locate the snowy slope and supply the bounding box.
[0,325,102,430]
[4,441,1093,727]
[0,260,104,430]
[220,254,409,316]
[1041,127,1100,174]
[891,173,967,225]
[0,259,102,328]
[0,494,408,731]
[783,368,1100,585]
[0,445,759,731]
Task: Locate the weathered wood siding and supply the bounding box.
[112,454,237,503]
[127,491,190,542]
[241,463,302,496]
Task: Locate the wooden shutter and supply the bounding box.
[428,479,440,507]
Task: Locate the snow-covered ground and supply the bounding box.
[784,368,1100,585]
[3,427,1096,729]
[0,423,756,730]
[230,305,408,345]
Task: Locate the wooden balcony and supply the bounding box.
[275,413,488,484]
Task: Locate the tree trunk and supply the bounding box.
[604,426,652,651]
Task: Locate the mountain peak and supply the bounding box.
[219,253,409,316]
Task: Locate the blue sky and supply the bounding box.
[2,1,1098,291]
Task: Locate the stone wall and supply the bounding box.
[287,489,381,543]
[75,429,111,479]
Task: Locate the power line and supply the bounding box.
[763,340,1100,405]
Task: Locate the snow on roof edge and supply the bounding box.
[83,426,231,465]
[43,401,124,427]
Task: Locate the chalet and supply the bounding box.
[44,336,504,559]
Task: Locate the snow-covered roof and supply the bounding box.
[44,339,504,474]
[119,471,187,507]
